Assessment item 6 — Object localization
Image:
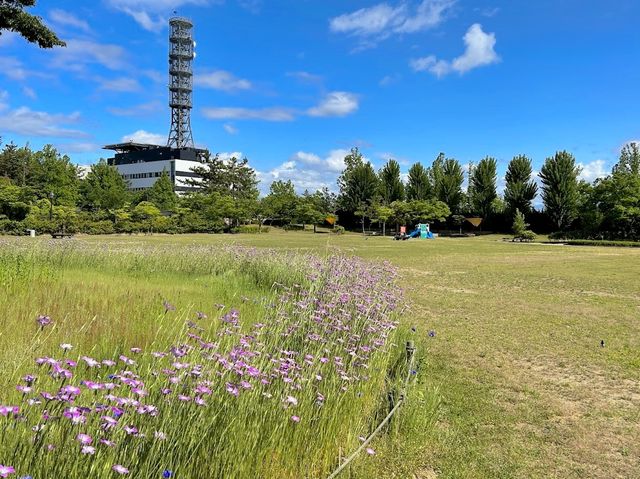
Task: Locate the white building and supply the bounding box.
[104,142,207,193]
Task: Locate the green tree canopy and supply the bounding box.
[378,159,405,204]
[614,142,640,175]
[262,180,298,223]
[146,170,176,211]
[0,0,65,48]
[470,156,498,218]
[433,155,464,214]
[504,154,538,215]
[190,154,259,201]
[539,151,580,230]
[80,159,129,211]
[406,162,432,201]
[338,148,379,215]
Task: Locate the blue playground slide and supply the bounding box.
[407,228,421,238]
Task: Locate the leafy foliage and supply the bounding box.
[469,157,498,218]
[378,159,405,204]
[504,155,538,215]
[0,0,65,48]
[406,162,432,201]
[539,151,580,230]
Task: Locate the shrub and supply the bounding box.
[82,221,115,235]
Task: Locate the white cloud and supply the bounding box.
[0,104,85,138]
[97,77,142,92]
[106,0,210,32]
[202,107,295,121]
[22,87,37,99]
[410,23,499,77]
[395,0,457,33]
[223,123,238,135]
[49,9,92,33]
[195,70,252,92]
[287,71,323,84]
[218,151,244,161]
[0,90,9,111]
[108,101,163,116]
[379,74,400,86]
[0,56,32,80]
[257,148,353,194]
[578,160,608,183]
[52,40,128,71]
[121,130,166,145]
[55,142,101,154]
[307,92,359,117]
[330,0,455,45]
[238,0,262,14]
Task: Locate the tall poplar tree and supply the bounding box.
[539,151,580,230]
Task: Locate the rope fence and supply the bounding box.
[326,340,417,479]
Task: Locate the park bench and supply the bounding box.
[51,232,74,239]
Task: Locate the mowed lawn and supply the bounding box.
[12,232,640,478]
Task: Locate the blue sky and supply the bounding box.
[1,0,638,193]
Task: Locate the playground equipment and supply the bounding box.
[394,223,434,240]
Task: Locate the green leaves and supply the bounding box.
[0,1,65,48]
[504,155,537,215]
[540,151,580,230]
[469,157,498,219]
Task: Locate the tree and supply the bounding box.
[294,196,325,231]
[0,177,30,220]
[504,155,538,215]
[589,145,640,239]
[470,156,498,219]
[539,151,580,230]
[32,145,80,206]
[0,1,65,48]
[0,142,35,186]
[80,160,129,211]
[146,170,176,211]
[261,180,298,224]
[190,154,259,201]
[406,200,450,223]
[433,156,464,214]
[341,161,379,233]
[614,142,640,175]
[372,204,394,236]
[406,162,432,200]
[378,159,404,204]
[512,208,536,241]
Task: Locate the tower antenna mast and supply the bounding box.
[167,16,195,148]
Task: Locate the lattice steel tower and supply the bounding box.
[167,17,195,148]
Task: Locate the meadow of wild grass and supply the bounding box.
[2,231,639,479]
[0,239,425,478]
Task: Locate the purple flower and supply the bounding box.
[36,315,52,328]
[428,330,436,337]
[76,433,92,445]
[163,470,173,478]
[0,406,20,417]
[0,465,15,478]
[290,415,300,423]
[112,465,129,475]
[81,445,96,455]
[366,447,375,455]
[60,343,73,351]
[196,311,207,319]
[163,300,176,312]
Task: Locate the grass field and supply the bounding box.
[2,231,640,478]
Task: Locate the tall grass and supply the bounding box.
[0,239,406,478]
